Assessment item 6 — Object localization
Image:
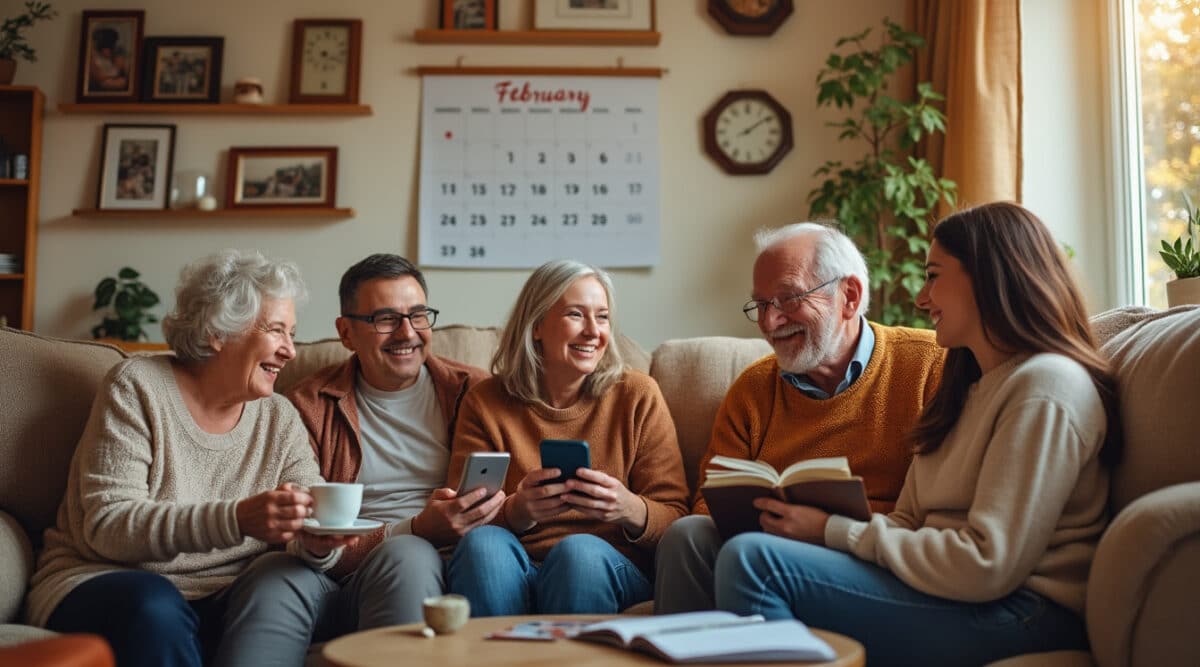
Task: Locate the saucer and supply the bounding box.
[301,518,383,536]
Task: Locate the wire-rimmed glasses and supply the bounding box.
[742,277,841,322]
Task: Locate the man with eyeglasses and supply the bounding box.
[287,254,493,630]
[655,222,944,613]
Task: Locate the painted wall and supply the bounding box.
[12,0,909,348]
[1020,0,1114,312]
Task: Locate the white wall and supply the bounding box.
[17,0,906,347]
[1020,0,1115,312]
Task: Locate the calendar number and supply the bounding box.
[629,182,643,195]
[469,246,486,258]
[562,213,579,226]
[470,214,487,226]
[564,183,580,195]
[531,183,548,196]
[440,214,457,226]
[531,214,548,226]
[441,183,456,195]
[440,245,456,257]
[592,184,608,196]
[500,214,516,226]
[500,183,516,196]
[591,213,608,226]
[471,183,487,196]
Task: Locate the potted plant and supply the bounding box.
[0,2,55,85]
[806,19,957,327]
[92,267,162,347]
[1160,193,1200,306]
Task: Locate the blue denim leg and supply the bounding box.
[715,533,1089,667]
[45,570,203,667]
[536,534,652,614]
[446,525,537,617]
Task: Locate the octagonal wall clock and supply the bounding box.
[703,89,793,175]
[708,0,794,36]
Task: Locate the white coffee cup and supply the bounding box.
[309,482,363,527]
[423,594,470,635]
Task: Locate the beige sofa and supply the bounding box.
[2,308,1198,666]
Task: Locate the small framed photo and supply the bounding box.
[226,147,338,209]
[76,10,144,103]
[533,0,655,31]
[96,124,176,210]
[141,37,224,103]
[439,0,499,30]
[289,19,362,104]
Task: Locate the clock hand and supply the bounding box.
[738,117,770,136]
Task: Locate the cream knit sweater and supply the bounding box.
[825,353,1110,614]
[27,356,326,627]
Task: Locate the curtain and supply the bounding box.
[909,0,1023,219]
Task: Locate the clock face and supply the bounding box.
[708,0,794,36]
[300,26,349,96]
[703,90,793,175]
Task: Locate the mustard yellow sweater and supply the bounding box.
[694,323,943,515]
[448,370,689,574]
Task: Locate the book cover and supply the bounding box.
[700,455,871,541]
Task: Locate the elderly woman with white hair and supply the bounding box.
[445,259,689,615]
[27,250,355,667]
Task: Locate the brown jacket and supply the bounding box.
[286,354,488,578]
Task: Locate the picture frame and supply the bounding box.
[533,0,655,31]
[96,124,176,210]
[140,37,224,104]
[76,10,145,103]
[439,0,499,30]
[288,19,362,105]
[226,147,338,209]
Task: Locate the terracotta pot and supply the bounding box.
[0,59,16,85]
[1166,276,1200,307]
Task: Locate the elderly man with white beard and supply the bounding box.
[654,222,945,614]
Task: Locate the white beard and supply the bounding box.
[770,316,840,375]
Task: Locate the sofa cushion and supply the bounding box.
[0,511,32,624]
[1099,305,1200,511]
[650,336,772,493]
[0,328,126,543]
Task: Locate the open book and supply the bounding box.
[700,455,871,541]
[575,611,836,663]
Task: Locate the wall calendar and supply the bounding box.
[418,72,661,268]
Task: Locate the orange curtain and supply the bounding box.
[909,0,1023,218]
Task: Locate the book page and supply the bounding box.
[704,456,781,485]
[634,619,837,663]
[779,456,851,485]
[576,611,746,647]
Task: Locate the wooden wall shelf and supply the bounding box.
[0,178,29,187]
[0,273,25,281]
[413,29,660,46]
[57,103,372,116]
[72,207,356,219]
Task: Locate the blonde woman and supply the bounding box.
[445,259,688,615]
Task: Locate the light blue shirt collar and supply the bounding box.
[781,316,875,400]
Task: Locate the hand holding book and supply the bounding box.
[700,455,871,541]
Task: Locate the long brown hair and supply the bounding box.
[910,202,1122,466]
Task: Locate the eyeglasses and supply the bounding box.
[742,277,841,322]
[342,308,439,333]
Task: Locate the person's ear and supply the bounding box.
[842,276,865,319]
[335,317,355,352]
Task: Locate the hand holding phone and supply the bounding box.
[456,452,511,509]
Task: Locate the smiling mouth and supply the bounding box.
[260,363,282,376]
[569,344,598,354]
[383,343,422,357]
[769,324,805,342]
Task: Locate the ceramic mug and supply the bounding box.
[309,482,363,527]
[423,594,470,634]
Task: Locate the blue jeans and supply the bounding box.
[446,525,652,616]
[714,533,1089,667]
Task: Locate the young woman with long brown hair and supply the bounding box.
[713,202,1121,667]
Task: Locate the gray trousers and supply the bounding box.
[653,515,723,614]
[212,534,443,667]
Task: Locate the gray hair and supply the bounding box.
[162,249,307,361]
[493,259,626,406]
[754,222,871,316]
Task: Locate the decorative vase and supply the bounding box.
[169,170,212,209]
[0,59,15,85]
[1165,276,1200,307]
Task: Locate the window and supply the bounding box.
[1130,0,1200,306]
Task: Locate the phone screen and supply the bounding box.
[538,439,591,485]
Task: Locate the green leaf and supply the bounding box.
[93,277,116,309]
[117,267,139,280]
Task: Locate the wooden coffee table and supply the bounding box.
[323,615,864,667]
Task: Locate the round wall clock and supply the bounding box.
[708,0,794,36]
[703,89,793,175]
[289,19,362,104]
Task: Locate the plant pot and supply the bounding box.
[0,59,16,85]
[1165,276,1200,307]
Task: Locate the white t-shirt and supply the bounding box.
[354,365,448,535]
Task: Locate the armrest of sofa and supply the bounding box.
[1086,481,1200,667]
[0,510,33,623]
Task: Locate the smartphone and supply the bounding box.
[456,452,511,508]
[539,439,591,485]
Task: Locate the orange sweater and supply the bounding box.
[694,323,944,515]
[448,370,689,574]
